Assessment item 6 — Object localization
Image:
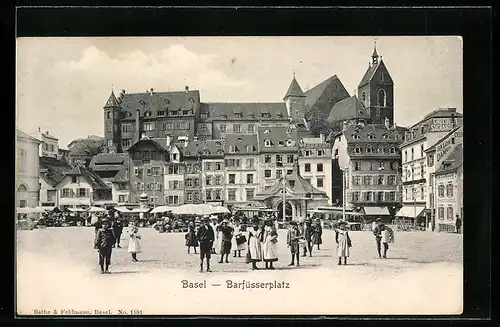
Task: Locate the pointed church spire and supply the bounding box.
[283,73,305,100]
[104,90,120,108]
[372,39,379,65]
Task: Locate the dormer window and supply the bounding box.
[188,97,195,104]
[221,113,228,119]
[139,100,146,105]
[246,145,254,152]
[144,111,152,117]
[164,99,170,104]
[366,146,373,154]
[389,147,396,154]
[237,137,243,142]
[183,110,189,115]
[234,113,242,118]
[277,112,283,118]
[278,140,285,146]
[264,139,272,147]
[378,146,385,154]
[354,146,361,154]
[200,113,208,119]
[353,134,360,140]
[229,145,238,153]
[157,110,166,117]
[382,134,389,139]
[217,149,223,155]
[262,113,271,118]
[264,129,271,134]
[249,113,255,118]
[368,134,375,140]
[215,141,221,146]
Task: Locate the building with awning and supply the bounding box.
[395,205,426,218]
[363,206,391,216]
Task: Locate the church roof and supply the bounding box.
[327,95,369,123]
[104,91,121,108]
[304,75,351,118]
[283,77,306,99]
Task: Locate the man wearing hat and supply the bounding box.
[372,218,385,259]
[302,218,313,257]
[286,221,302,267]
[94,218,116,274]
[218,219,234,264]
[112,216,124,248]
[196,216,215,272]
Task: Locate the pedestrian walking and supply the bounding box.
[128,225,141,262]
[218,219,233,263]
[372,218,384,259]
[302,219,313,257]
[312,218,323,250]
[112,217,124,248]
[185,220,199,254]
[286,221,302,267]
[246,221,262,270]
[231,219,246,257]
[455,215,462,234]
[380,225,394,259]
[94,218,115,274]
[334,221,352,265]
[260,218,278,269]
[197,216,215,272]
[215,221,223,255]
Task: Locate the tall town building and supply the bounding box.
[398,108,463,227]
[331,120,403,216]
[16,130,41,208]
[164,137,187,206]
[33,128,60,159]
[89,153,131,205]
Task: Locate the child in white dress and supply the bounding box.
[128,226,142,262]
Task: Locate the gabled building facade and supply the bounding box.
[89,153,131,205]
[164,139,186,206]
[16,130,41,208]
[39,156,73,207]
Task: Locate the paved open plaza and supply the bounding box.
[16,227,463,315]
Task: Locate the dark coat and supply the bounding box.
[197,224,215,244]
[185,225,199,247]
[312,224,323,245]
[94,228,115,249]
[112,221,123,236]
[303,225,313,241]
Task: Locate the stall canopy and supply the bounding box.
[150,206,174,214]
[67,208,87,212]
[396,206,426,218]
[87,206,107,213]
[131,207,151,213]
[363,207,390,216]
[114,206,131,213]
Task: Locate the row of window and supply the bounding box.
[352,175,397,186]
[351,191,397,202]
[61,188,90,198]
[437,206,455,220]
[136,183,163,191]
[134,167,163,177]
[353,145,397,154]
[226,173,255,185]
[353,161,399,171]
[219,123,255,133]
[42,143,56,152]
[304,163,324,173]
[264,139,294,147]
[403,144,425,163]
[303,149,326,157]
[264,154,296,164]
[404,187,426,201]
[143,121,191,131]
[226,188,255,201]
[438,184,455,198]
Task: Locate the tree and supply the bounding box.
[304,106,335,137]
[67,136,107,166]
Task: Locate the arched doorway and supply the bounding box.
[277,201,293,221]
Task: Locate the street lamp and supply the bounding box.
[277,162,286,222]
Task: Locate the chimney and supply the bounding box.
[384,117,390,130]
[184,139,189,148]
[185,86,189,93]
[135,109,141,144]
[141,133,147,140]
[38,127,41,132]
[149,88,154,95]
[46,131,49,135]
[166,135,172,147]
[319,133,325,143]
[121,89,125,95]
[342,121,348,132]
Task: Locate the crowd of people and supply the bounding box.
[91,212,396,274]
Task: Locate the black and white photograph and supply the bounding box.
[16,35,464,315]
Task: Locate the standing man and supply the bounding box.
[302,219,313,257]
[218,219,234,264]
[286,221,302,267]
[94,218,116,274]
[112,216,124,248]
[455,215,462,234]
[197,216,215,272]
[372,218,385,259]
[312,218,323,250]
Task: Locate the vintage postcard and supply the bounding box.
[15,36,463,316]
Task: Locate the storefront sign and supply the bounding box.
[430,118,463,132]
[435,127,463,162]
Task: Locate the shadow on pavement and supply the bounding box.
[109,271,142,275]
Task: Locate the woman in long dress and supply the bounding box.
[260,219,278,269]
[231,220,246,257]
[185,220,198,254]
[128,225,142,262]
[312,219,323,250]
[247,223,262,270]
[334,222,352,265]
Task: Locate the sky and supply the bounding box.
[16,36,463,148]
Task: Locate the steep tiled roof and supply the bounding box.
[327,95,369,123]
[253,165,327,199]
[413,108,463,128]
[183,139,225,158]
[304,75,351,118]
[127,137,168,153]
[39,157,73,187]
[90,153,128,166]
[258,126,298,153]
[200,103,288,121]
[117,90,201,120]
[342,123,401,144]
[435,144,463,174]
[104,91,120,108]
[112,167,129,182]
[358,62,379,88]
[283,77,306,99]
[223,134,259,155]
[63,166,110,190]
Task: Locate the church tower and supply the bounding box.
[103,90,123,153]
[283,73,307,125]
[357,42,394,125]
